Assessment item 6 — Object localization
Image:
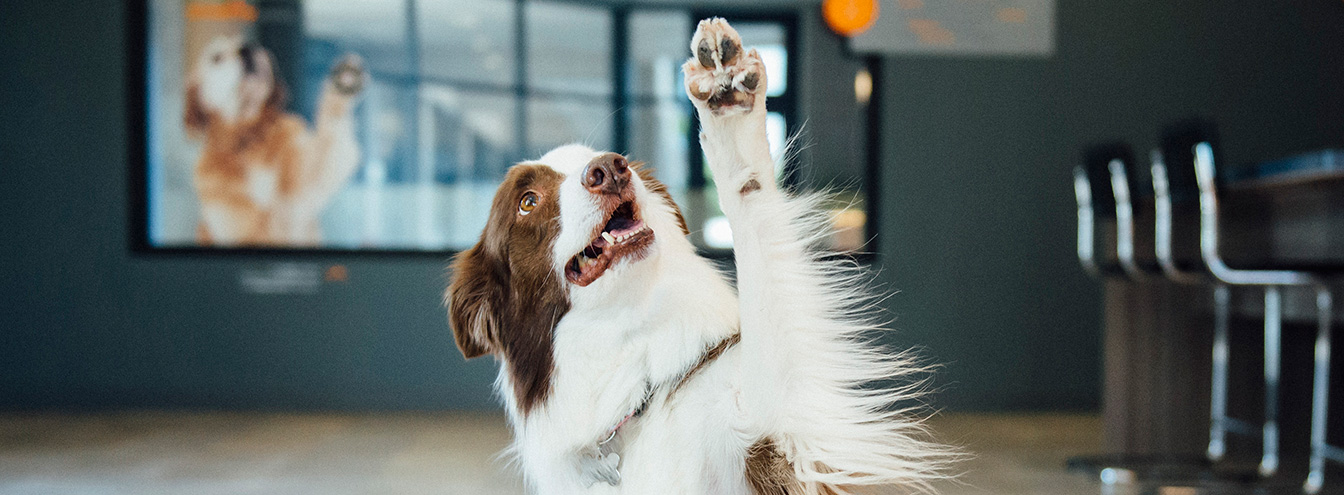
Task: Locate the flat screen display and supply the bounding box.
[144,0,532,251]
[138,0,867,254]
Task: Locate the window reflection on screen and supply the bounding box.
[525,2,612,99]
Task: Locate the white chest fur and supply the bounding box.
[502,247,745,494]
[244,165,280,208]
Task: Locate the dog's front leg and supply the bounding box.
[683,18,775,202]
[299,54,366,228]
[683,22,956,491]
[683,18,803,431]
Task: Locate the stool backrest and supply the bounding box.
[1082,142,1134,218]
[1120,146,1154,200]
[1152,120,1217,282]
[1076,142,1136,277]
[1159,119,1219,204]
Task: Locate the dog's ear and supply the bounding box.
[446,244,507,359]
[183,78,211,137]
[633,163,690,235]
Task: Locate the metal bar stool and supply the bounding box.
[1109,146,1161,281]
[1076,143,1138,279]
[1076,148,1121,279]
[1191,137,1333,480]
[1306,284,1337,494]
[1074,164,1101,276]
[1151,123,1241,468]
[1073,143,1221,484]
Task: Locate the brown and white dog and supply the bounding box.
[184,36,365,246]
[447,19,954,494]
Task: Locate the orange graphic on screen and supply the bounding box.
[325,265,349,283]
[185,0,258,22]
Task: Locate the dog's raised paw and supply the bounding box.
[683,18,766,115]
[330,54,366,96]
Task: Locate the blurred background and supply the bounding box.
[2,0,1343,494]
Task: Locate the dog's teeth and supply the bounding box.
[601,232,616,244]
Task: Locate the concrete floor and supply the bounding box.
[0,412,1102,495]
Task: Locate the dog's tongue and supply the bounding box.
[605,214,637,235]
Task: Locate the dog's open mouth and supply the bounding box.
[565,201,655,286]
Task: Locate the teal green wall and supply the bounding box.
[2,0,1341,411]
[878,0,1343,410]
[0,1,497,410]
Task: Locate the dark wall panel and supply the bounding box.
[877,0,1344,411]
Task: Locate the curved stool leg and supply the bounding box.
[1209,284,1231,462]
[1306,287,1334,495]
[1260,286,1282,478]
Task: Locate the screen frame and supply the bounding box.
[127,0,479,258]
[126,0,879,261]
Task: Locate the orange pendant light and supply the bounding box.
[823,0,880,37]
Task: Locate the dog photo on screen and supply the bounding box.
[183,35,365,246]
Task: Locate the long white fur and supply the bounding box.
[488,19,953,494]
[690,37,953,491]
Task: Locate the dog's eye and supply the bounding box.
[518,192,538,215]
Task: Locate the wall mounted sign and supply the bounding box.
[239,263,324,295]
[849,0,1054,57]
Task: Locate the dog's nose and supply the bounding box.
[582,153,631,195]
[239,44,257,73]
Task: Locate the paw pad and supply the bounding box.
[330,54,366,95]
[683,18,766,114]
